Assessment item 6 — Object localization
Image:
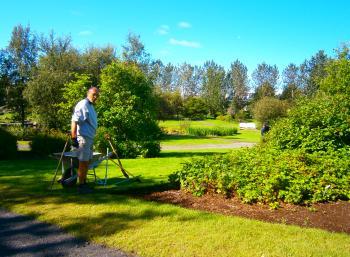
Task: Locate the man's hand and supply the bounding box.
[71,137,79,148]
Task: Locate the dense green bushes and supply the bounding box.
[171,147,350,206]
[171,93,350,206]
[266,93,350,152]
[30,130,67,156]
[0,127,17,159]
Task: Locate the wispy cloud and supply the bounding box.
[178,21,191,29]
[169,38,201,48]
[78,30,93,36]
[157,25,170,35]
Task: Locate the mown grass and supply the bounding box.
[0,151,349,257]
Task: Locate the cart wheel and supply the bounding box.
[60,167,77,187]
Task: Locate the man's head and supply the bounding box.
[87,87,99,104]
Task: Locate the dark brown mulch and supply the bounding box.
[143,190,350,234]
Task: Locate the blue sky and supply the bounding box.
[1,0,350,74]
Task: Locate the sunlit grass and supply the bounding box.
[0,155,349,257]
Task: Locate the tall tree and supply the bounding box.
[122,32,150,75]
[299,50,329,97]
[202,60,227,115]
[6,24,38,125]
[252,62,279,101]
[280,63,302,101]
[24,32,80,128]
[177,63,202,98]
[228,59,249,113]
[158,62,175,92]
[81,45,116,85]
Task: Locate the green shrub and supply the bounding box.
[266,93,350,152]
[171,146,350,205]
[186,127,238,136]
[216,114,233,122]
[0,127,17,159]
[97,61,161,158]
[30,130,67,156]
[252,97,289,123]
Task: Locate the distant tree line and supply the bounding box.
[0,24,335,129]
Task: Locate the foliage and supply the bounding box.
[182,97,208,120]
[0,127,17,159]
[97,61,161,158]
[201,61,227,115]
[185,126,238,137]
[171,147,350,205]
[266,94,350,152]
[30,129,67,156]
[299,50,329,97]
[57,73,92,130]
[252,97,289,123]
[227,59,250,112]
[252,63,279,100]
[24,33,80,128]
[3,25,38,125]
[155,88,183,120]
[280,63,303,101]
[319,56,350,96]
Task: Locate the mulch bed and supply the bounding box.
[143,190,350,234]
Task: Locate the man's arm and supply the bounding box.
[71,120,78,139]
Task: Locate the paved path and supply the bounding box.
[161,142,256,150]
[0,209,137,257]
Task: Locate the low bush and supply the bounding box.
[186,127,238,136]
[171,146,350,206]
[30,130,67,156]
[0,127,17,159]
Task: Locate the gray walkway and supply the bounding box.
[0,209,137,257]
[161,142,256,150]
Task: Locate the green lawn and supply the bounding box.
[0,150,349,257]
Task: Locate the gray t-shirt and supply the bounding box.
[71,98,98,139]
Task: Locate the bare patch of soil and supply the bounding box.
[143,190,350,234]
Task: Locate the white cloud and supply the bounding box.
[78,30,93,36]
[157,25,170,35]
[178,21,191,29]
[169,38,201,48]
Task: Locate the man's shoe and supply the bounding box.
[77,183,94,194]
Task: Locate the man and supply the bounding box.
[71,87,99,193]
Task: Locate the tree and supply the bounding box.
[57,73,93,130]
[227,59,249,113]
[6,24,38,125]
[97,61,161,157]
[252,63,279,101]
[177,63,202,98]
[299,50,329,97]
[201,60,227,115]
[319,46,350,96]
[252,97,289,124]
[80,45,116,86]
[158,62,175,92]
[182,96,208,120]
[122,32,150,75]
[24,32,80,128]
[280,63,302,101]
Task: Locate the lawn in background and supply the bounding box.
[0,148,349,257]
[159,119,261,147]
